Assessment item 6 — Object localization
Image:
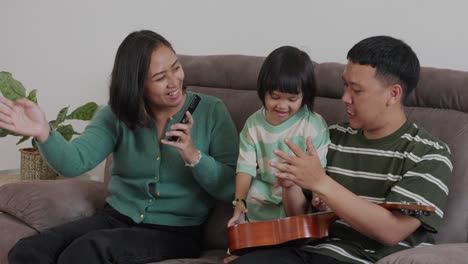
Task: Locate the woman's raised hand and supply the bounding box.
[0,97,50,142]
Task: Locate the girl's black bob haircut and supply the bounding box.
[257,46,316,111]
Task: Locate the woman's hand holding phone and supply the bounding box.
[161,95,202,166]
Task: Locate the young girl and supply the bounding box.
[227,46,330,226]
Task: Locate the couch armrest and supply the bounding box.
[0,213,37,264]
[376,243,468,264]
[0,179,109,232]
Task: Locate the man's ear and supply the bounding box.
[387,84,403,106]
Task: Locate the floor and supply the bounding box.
[0,169,21,186]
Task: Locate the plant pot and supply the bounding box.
[19,148,58,180]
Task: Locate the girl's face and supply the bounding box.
[144,45,185,112]
[264,90,303,125]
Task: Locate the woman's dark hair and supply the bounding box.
[109,30,174,130]
[257,46,316,111]
[347,35,420,101]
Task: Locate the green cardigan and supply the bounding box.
[37,91,239,226]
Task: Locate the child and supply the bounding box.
[227,46,330,226]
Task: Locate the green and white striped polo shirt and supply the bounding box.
[304,121,452,264]
[237,106,330,222]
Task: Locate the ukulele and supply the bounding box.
[227,202,435,256]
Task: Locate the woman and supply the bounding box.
[0,30,239,264]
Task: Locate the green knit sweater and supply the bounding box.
[37,91,239,226]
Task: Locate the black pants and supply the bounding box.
[8,204,202,264]
[230,247,349,264]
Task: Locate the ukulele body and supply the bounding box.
[227,203,435,256]
[227,212,338,255]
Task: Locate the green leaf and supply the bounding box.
[56,124,79,141]
[16,135,31,145]
[0,128,20,137]
[49,120,57,129]
[55,106,69,126]
[27,89,38,103]
[66,102,98,120]
[0,128,10,137]
[0,71,26,101]
[32,140,38,149]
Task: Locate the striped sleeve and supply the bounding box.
[386,140,452,232]
[236,116,257,177]
[311,114,330,168]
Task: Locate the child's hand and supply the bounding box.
[227,202,248,227]
[274,178,296,188]
[312,193,330,212]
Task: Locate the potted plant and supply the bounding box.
[0,71,98,180]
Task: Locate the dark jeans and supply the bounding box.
[230,247,349,264]
[8,204,202,264]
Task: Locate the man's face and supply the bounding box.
[341,61,392,134]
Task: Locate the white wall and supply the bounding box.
[1,0,467,179]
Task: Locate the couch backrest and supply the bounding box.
[179,54,468,248]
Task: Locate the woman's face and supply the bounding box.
[144,45,185,111]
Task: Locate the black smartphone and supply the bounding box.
[167,94,201,141]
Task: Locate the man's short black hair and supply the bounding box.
[347,36,420,100]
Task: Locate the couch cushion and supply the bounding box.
[201,202,232,250]
[406,67,468,112]
[376,243,468,264]
[0,213,37,264]
[154,250,227,264]
[0,179,108,231]
[404,107,468,243]
[314,97,347,125]
[180,55,263,92]
[188,86,261,132]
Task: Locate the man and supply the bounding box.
[231,36,452,264]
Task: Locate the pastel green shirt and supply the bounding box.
[237,106,330,221]
[37,91,239,226]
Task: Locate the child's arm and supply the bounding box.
[278,179,309,216]
[280,182,329,216]
[312,193,330,212]
[227,172,252,227]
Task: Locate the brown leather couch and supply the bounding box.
[1,55,467,264]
